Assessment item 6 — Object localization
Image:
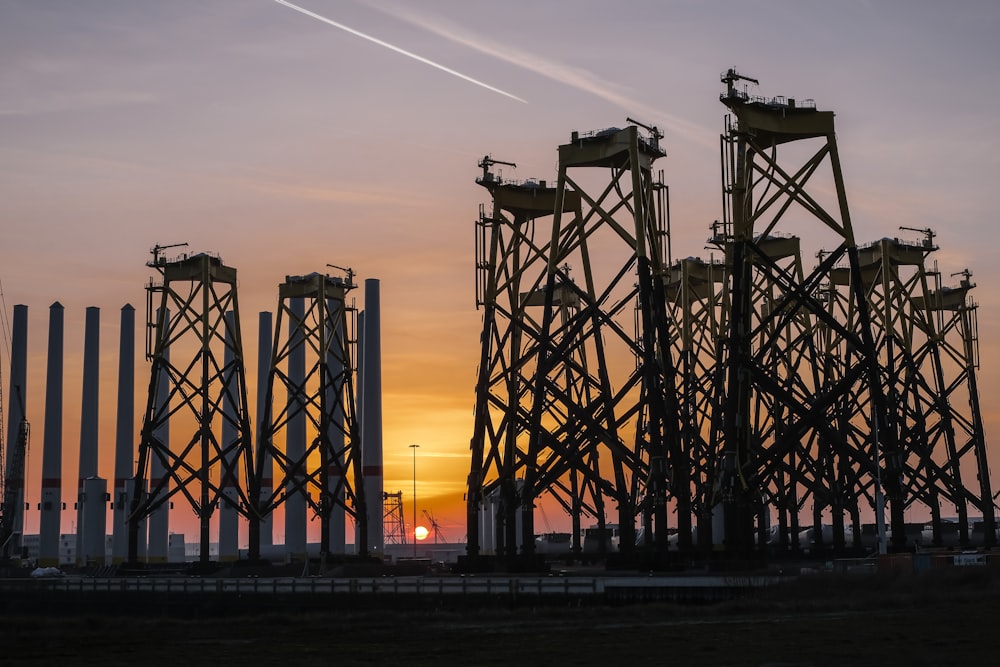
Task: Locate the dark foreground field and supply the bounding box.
[3,567,997,666]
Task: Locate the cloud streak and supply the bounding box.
[366,1,715,147]
[272,0,527,104]
[243,177,440,208]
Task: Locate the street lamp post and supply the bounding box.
[409,444,419,558]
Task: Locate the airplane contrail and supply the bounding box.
[272,0,527,104]
[371,1,715,148]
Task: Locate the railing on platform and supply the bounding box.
[0,574,778,597]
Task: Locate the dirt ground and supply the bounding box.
[3,568,996,666]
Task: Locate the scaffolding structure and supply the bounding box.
[924,271,996,545]
[467,71,996,567]
[383,491,407,545]
[710,70,890,556]
[254,271,366,561]
[129,249,255,564]
[467,163,578,560]
[857,235,996,547]
[664,255,728,551]
[467,123,676,565]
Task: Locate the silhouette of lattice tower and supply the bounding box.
[383,491,407,545]
[664,255,729,552]
[855,235,995,548]
[129,249,255,564]
[716,70,890,555]
[467,161,585,560]
[467,124,676,565]
[916,269,996,546]
[254,271,366,560]
[748,235,839,551]
[816,254,894,552]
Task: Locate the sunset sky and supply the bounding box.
[2,1,999,545]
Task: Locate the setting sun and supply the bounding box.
[414,526,429,541]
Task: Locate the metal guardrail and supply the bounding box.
[0,574,778,597]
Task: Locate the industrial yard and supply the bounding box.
[2,6,1000,667]
[0,0,1000,667]
[3,69,998,575]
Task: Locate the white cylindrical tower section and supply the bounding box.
[112,305,135,564]
[147,310,170,563]
[360,279,384,556]
[76,306,101,566]
[4,304,29,559]
[39,302,64,567]
[326,297,346,555]
[355,310,365,554]
[257,311,273,549]
[218,311,239,562]
[479,490,498,556]
[285,297,307,560]
[80,477,107,566]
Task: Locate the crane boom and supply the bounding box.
[899,225,937,248]
[326,263,356,287]
[422,509,444,543]
[149,242,189,267]
[626,116,663,142]
[721,67,759,98]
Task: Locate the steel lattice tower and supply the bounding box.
[757,236,853,552]
[468,72,995,563]
[858,236,943,548]
[664,255,728,553]
[917,270,996,546]
[466,161,584,561]
[383,491,407,545]
[716,70,891,556]
[537,125,677,563]
[254,271,366,562]
[467,123,676,566]
[859,235,996,547]
[710,234,848,553]
[129,249,256,564]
